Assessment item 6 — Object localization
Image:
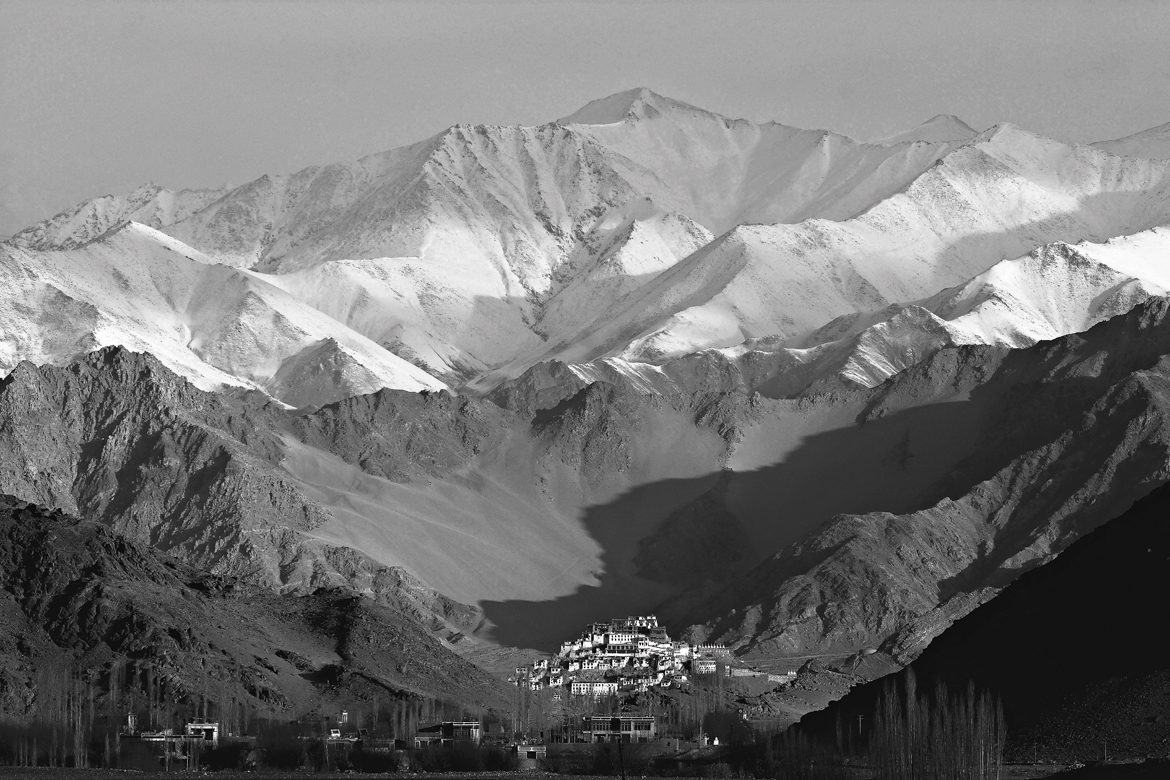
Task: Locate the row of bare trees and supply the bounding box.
[1,655,260,767]
[867,668,1005,780]
[1,664,101,767]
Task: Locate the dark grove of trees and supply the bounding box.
[0,655,493,771]
[865,668,1005,780]
[708,669,1004,780]
[2,652,1004,778]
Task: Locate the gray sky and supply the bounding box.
[3,0,1169,236]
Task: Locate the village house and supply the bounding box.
[693,658,717,674]
[583,715,657,743]
[413,721,482,748]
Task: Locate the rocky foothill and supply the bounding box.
[0,493,511,719]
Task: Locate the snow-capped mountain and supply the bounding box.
[555,124,1170,370]
[8,91,1170,406]
[5,89,979,391]
[0,222,446,405]
[872,114,979,146]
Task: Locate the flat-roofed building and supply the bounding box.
[693,658,717,674]
[584,715,657,743]
[414,721,482,748]
[570,681,618,698]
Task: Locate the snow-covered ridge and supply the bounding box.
[1094,122,1170,161]
[873,114,979,146]
[549,226,1170,400]
[6,89,1170,406]
[9,182,227,252]
[558,123,1170,372]
[558,87,714,125]
[0,222,446,405]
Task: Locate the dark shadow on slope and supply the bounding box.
[798,477,1170,763]
[480,394,999,652]
[918,184,1170,295]
[480,300,1170,652]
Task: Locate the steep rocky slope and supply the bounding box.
[0,346,474,636]
[797,478,1170,763]
[9,290,1170,682]
[0,494,511,718]
[662,296,1170,665]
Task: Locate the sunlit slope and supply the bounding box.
[9,182,226,251]
[872,114,979,146]
[0,222,446,403]
[8,89,976,391]
[562,88,971,230]
[681,226,1170,397]
[564,125,1170,366]
[1094,121,1170,160]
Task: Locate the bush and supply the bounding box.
[591,741,654,776]
[201,741,254,770]
[349,747,400,773]
[484,746,519,771]
[258,730,306,770]
[414,743,516,772]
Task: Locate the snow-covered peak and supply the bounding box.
[875,114,978,146]
[1094,122,1170,160]
[10,182,227,252]
[0,225,448,404]
[558,87,713,125]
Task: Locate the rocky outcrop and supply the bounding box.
[293,387,509,482]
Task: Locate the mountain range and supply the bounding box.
[4,88,1170,723]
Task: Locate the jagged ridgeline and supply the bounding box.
[3,89,1170,724]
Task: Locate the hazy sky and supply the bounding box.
[2,0,1168,236]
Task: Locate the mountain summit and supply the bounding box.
[874,114,979,145]
[557,87,714,125]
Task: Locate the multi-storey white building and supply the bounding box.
[571,681,618,698]
[513,615,727,696]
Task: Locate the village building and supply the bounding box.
[693,658,717,674]
[184,721,220,746]
[583,715,658,743]
[570,680,618,697]
[413,721,482,748]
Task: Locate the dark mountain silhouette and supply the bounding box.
[798,478,1170,763]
